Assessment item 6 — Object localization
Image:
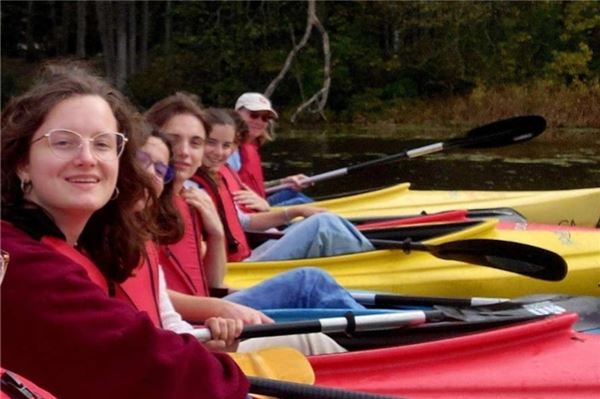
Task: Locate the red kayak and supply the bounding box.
[309,313,600,398]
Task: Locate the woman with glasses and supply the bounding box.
[130,126,351,355]
[144,93,365,354]
[124,127,246,352]
[0,63,249,399]
[229,92,314,206]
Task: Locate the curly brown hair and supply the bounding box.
[1,61,158,283]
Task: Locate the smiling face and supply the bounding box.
[160,113,206,186]
[203,123,236,173]
[17,95,120,221]
[237,108,271,142]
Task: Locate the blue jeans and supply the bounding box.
[246,213,374,262]
[267,188,313,206]
[224,267,365,310]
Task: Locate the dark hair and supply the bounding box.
[1,61,157,283]
[203,108,250,147]
[144,92,210,136]
[144,126,184,245]
[200,108,238,182]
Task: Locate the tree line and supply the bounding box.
[2,1,598,123]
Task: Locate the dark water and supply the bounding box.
[261,126,600,198]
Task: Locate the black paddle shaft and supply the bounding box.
[370,238,567,282]
[266,115,546,193]
[240,310,445,339]
[249,377,402,399]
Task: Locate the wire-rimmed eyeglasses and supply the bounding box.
[31,129,128,161]
[136,150,175,184]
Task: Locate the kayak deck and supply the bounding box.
[309,313,600,398]
[294,182,600,227]
[226,220,600,297]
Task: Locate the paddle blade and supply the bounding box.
[449,115,547,149]
[427,239,567,281]
[229,347,315,385]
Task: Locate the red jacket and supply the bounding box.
[192,169,252,262]
[0,220,248,399]
[237,142,266,198]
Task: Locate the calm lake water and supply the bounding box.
[261,124,600,198]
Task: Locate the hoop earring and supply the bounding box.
[110,187,120,201]
[20,179,32,194]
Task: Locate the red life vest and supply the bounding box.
[192,170,252,262]
[41,236,163,328]
[159,196,209,297]
[237,142,266,198]
[1,367,57,399]
[117,243,162,328]
[220,164,257,214]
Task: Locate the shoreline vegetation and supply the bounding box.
[280,79,600,141]
[358,80,600,130]
[3,57,598,140]
[3,1,598,136]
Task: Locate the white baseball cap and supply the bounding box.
[234,92,278,119]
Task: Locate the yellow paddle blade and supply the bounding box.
[229,347,315,385]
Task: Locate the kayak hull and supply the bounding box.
[225,220,600,297]
[309,313,600,398]
[296,183,600,228]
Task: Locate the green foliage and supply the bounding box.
[2,0,599,125]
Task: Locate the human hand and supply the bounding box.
[180,187,225,237]
[216,300,274,326]
[233,184,270,212]
[282,174,312,191]
[202,316,243,352]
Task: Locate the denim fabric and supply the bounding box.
[267,188,313,206]
[224,267,365,310]
[246,212,374,262]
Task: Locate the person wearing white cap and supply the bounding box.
[229,92,314,207]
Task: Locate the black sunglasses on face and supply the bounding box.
[136,151,175,184]
[249,111,272,122]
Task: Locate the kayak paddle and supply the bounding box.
[244,229,567,282]
[228,346,399,398]
[351,292,509,308]
[249,376,399,399]
[369,238,568,281]
[193,310,447,341]
[266,115,546,194]
[349,207,528,226]
[192,296,572,341]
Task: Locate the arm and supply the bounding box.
[157,267,241,352]
[180,187,228,287]
[246,205,326,231]
[168,289,273,326]
[1,225,248,399]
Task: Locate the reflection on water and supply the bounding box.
[262,126,600,197]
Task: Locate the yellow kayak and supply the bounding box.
[225,220,600,297]
[285,183,600,227]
